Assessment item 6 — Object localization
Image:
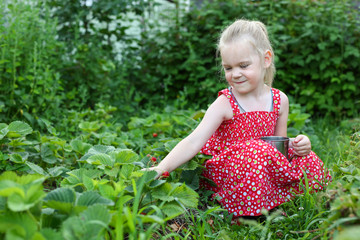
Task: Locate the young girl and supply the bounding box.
[146,19,331,217]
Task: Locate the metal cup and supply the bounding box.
[261,136,289,160]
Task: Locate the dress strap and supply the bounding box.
[229,87,246,113]
[218,88,241,115]
[271,88,281,114]
[269,89,274,112]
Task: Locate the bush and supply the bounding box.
[1,0,358,126]
[132,0,360,118]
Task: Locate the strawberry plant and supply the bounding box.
[0,110,359,239]
[0,114,204,239]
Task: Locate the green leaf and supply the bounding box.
[344,45,360,58]
[317,42,327,50]
[44,188,76,214]
[87,153,114,167]
[70,139,92,155]
[76,191,114,207]
[180,170,200,190]
[0,171,44,185]
[82,175,95,191]
[104,166,120,177]
[148,179,166,189]
[0,172,46,211]
[7,182,45,212]
[40,143,58,164]
[47,166,68,177]
[79,145,115,162]
[61,169,102,188]
[98,184,116,201]
[61,215,87,240]
[0,123,9,140]
[38,118,59,136]
[112,149,139,165]
[152,182,198,208]
[171,183,199,208]
[26,162,48,176]
[39,228,63,240]
[79,121,101,132]
[191,110,205,120]
[81,204,111,224]
[0,180,24,198]
[127,117,146,129]
[333,226,360,240]
[119,164,134,179]
[9,153,26,164]
[161,202,184,217]
[6,121,33,138]
[179,159,199,171]
[0,212,38,239]
[61,204,111,240]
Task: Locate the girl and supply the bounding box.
[146,19,331,217]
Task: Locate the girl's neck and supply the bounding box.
[230,85,272,112]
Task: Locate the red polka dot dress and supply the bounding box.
[201,88,331,217]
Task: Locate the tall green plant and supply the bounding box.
[45,0,151,111]
[0,0,64,123]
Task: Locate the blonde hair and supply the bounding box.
[217,19,276,86]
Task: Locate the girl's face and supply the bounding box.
[221,39,267,95]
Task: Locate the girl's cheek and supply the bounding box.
[225,72,232,81]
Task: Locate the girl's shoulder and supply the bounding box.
[207,90,233,121]
[277,89,288,104]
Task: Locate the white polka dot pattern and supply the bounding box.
[200,88,331,217]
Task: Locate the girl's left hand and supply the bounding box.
[291,135,311,156]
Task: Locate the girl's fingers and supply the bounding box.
[141,167,162,179]
[293,147,310,156]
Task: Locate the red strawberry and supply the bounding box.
[152,133,158,137]
[161,171,170,178]
[151,156,157,162]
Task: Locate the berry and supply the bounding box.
[151,156,157,162]
[152,133,158,137]
[162,171,170,178]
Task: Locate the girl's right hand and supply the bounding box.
[142,166,167,179]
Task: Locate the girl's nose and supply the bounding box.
[233,68,242,78]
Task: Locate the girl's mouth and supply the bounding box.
[233,80,246,84]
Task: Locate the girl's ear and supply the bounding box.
[264,50,272,68]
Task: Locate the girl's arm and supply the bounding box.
[274,91,311,156]
[146,95,233,178]
[273,91,289,137]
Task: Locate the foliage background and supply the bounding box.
[0,0,359,127]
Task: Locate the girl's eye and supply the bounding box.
[240,64,249,69]
[224,67,232,71]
